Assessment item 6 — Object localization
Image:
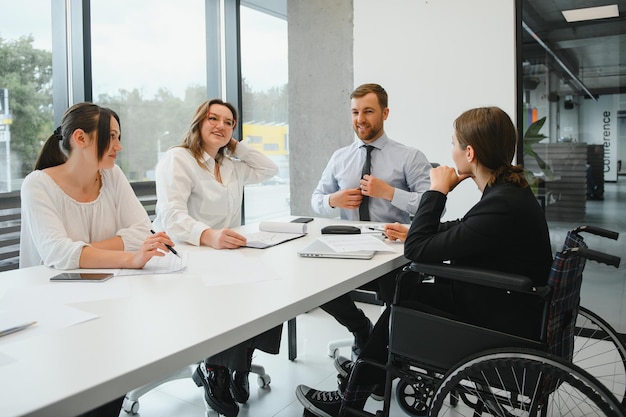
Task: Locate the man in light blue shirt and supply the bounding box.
[311,83,432,359]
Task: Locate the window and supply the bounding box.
[90,0,207,181]
[0,0,53,193]
[240,4,290,223]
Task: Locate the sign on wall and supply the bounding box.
[580,95,619,182]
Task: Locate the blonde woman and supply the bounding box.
[154,99,281,417]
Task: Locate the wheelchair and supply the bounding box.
[341,225,624,417]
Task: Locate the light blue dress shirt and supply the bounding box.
[311,133,432,224]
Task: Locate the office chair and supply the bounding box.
[122,362,270,415]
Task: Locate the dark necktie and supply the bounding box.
[359,145,374,221]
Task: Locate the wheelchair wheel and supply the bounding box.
[574,306,626,407]
[429,349,625,417]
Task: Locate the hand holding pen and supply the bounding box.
[383,222,408,242]
[150,230,180,258]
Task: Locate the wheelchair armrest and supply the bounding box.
[400,262,548,295]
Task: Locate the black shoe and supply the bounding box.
[296,385,342,417]
[334,355,384,401]
[192,363,239,417]
[230,370,250,403]
[351,318,373,360]
[334,355,353,378]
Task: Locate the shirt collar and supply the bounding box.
[359,132,388,151]
[200,151,215,166]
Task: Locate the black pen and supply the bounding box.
[151,229,180,258]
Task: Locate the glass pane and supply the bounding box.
[240,6,290,223]
[0,0,53,192]
[521,0,624,223]
[90,0,206,182]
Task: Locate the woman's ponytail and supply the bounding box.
[34,128,68,170]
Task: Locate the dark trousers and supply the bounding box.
[319,267,400,334]
[206,323,283,371]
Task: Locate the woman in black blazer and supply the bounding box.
[296,106,553,416]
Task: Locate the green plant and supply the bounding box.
[523,117,555,193]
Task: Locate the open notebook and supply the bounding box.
[297,239,375,260]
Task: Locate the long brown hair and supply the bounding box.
[34,102,120,170]
[178,98,238,170]
[454,106,528,188]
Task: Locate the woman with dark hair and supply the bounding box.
[19,102,176,417]
[153,99,282,417]
[296,106,553,417]
[20,102,174,270]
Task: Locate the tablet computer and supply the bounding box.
[50,272,114,282]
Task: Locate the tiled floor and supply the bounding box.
[119,180,626,417]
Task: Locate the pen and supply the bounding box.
[0,321,37,337]
[150,229,180,258]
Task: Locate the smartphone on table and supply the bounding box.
[50,272,114,282]
[291,217,314,223]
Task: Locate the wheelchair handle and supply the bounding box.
[567,247,621,268]
[573,225,619,240]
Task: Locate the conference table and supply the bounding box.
[0,217,408,417]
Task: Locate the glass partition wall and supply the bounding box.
[521,0,625,334]
[520,0,624,225]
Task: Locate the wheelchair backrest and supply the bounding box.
[545,231,588,362]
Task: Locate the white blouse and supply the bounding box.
[153,142,278,245]
[19,165,152,269]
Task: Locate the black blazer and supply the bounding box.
[403,181,553,338]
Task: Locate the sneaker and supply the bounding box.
[192,363,239,417]
[296,384,342,417]
[230,370,250,403]
[333,355,384,401]
[334,355,353,379]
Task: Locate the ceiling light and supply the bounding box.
[562,4,619,22]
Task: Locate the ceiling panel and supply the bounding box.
[522,0,626,97]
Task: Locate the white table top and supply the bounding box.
[0,217,408,417]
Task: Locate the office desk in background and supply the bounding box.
[0,217,408,417]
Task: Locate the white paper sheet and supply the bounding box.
[0,303,98,348]
[197,250,281,286]
[117,250,188,275]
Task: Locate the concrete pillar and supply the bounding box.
[287,0,354,217]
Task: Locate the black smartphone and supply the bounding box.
[291,217,314,223]
[50,272,114,282]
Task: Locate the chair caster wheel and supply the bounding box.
[122,396,139,414]
[396,378,434,416]
[257,373,271,388]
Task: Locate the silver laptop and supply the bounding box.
[297,239,375,260]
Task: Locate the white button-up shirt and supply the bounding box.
[153,142,278,245]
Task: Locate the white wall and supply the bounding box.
[353,0,517,220]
